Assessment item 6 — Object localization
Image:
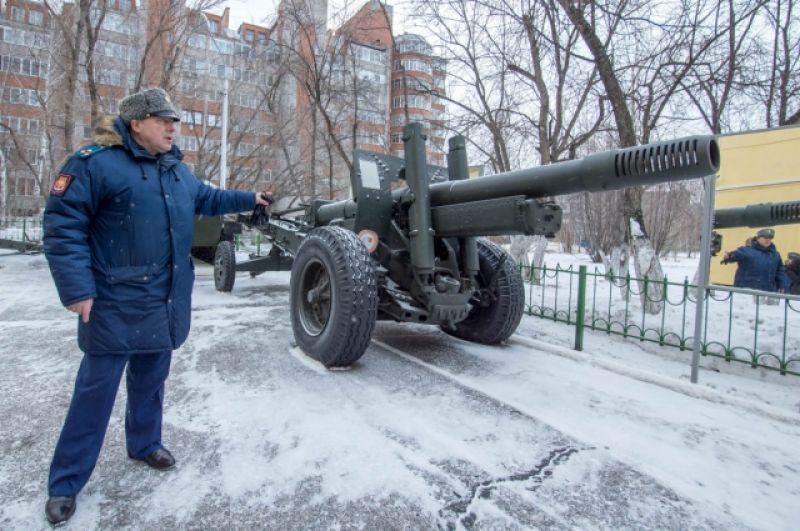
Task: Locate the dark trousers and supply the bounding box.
[48,350,172,497]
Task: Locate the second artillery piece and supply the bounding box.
[711,200,800,256]
[235,123,719,367]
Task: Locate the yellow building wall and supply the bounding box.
[710,125,800,285]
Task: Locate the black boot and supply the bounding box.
[130,447,176,470]
[45,495,76,526]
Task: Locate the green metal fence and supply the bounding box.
[4,216,795,376]
[234,230,266,255]
[0,217,44,250]
[521,263,800,377]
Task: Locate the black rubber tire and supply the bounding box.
[214,240,236,292]
[444,239,524,344]
[290,226,378,367]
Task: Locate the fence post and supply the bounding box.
[256,232,261,256]
[22,218,27,244]
[575,265,587,351]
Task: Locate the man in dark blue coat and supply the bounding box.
[722,228,791,293]
[42,88,272,525]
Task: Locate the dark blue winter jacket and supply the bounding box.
[728,240,791,292]
[43,116,256,354]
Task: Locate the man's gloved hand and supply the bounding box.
[250,191,275,227]
[255,191,275,206]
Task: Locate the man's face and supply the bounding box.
[756,236,773,248]
[130,117,177,155]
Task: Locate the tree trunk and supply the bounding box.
[557,0,666,314]
[530,236,548,285]
[0,147,7,218]
[629,218,665,314]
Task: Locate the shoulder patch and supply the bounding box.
[76,145,108,159]
[50,173,74,197]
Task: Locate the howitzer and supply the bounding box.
[711,200,800,255]
[234,124,719,367]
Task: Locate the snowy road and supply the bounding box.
[1,252,797,530]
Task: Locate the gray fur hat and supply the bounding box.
[118,88,179,123]
[756,227,775,239]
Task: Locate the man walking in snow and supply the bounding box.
[42,87,272,526]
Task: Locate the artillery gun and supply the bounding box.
[218,123,719,367]
[711,200,800,256]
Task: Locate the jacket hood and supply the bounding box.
[93,115,124,147]
[92,115,183,161]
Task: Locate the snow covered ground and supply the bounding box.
[0,248,798,530]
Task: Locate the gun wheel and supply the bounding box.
[214,240,236,292]
[290,226,378,367]
[444,239,524,344]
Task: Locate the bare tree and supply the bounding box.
[679,0,768,133]
[746,0,800,126]
[81,2,108,126]
[130,0,226,94]
[0,9,58,216]
[44,0,89,155]
[552,0,735,312]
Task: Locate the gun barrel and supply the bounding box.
[713,200,800,229]
[429,136,719,206]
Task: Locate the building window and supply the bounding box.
[392,95,431,110]
[396,37,432,55]
[246,30,254,42]
[11,7,25,22]
[357,109,386,125]
[257,33,266,46]
[394,59,431,74]
[0,26,49,49]
[0,55,49,78]
[99,12,136,35]
[209,20,219,33]
[187,34,206,49]
[180,136,198,152]
[181,110,203,126]
[206,113,221,127]
[29,10,44,26]
[1,87,40,106]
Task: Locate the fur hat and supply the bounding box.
[118,88,179,123]
[756,228,775,239]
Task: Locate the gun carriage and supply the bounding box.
[198,123,719,367]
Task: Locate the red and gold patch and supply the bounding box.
[50,174,74,197]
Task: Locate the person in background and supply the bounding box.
[785,251,800,294]
[722,227,790,293]
[42,87,273,526]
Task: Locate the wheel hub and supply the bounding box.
[298,259,331,336]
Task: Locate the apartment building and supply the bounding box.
[391,33,446,166]
[290,0,447,198]
[0,0,49,216]
[0,0,446,216]
[174,7,281,191]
